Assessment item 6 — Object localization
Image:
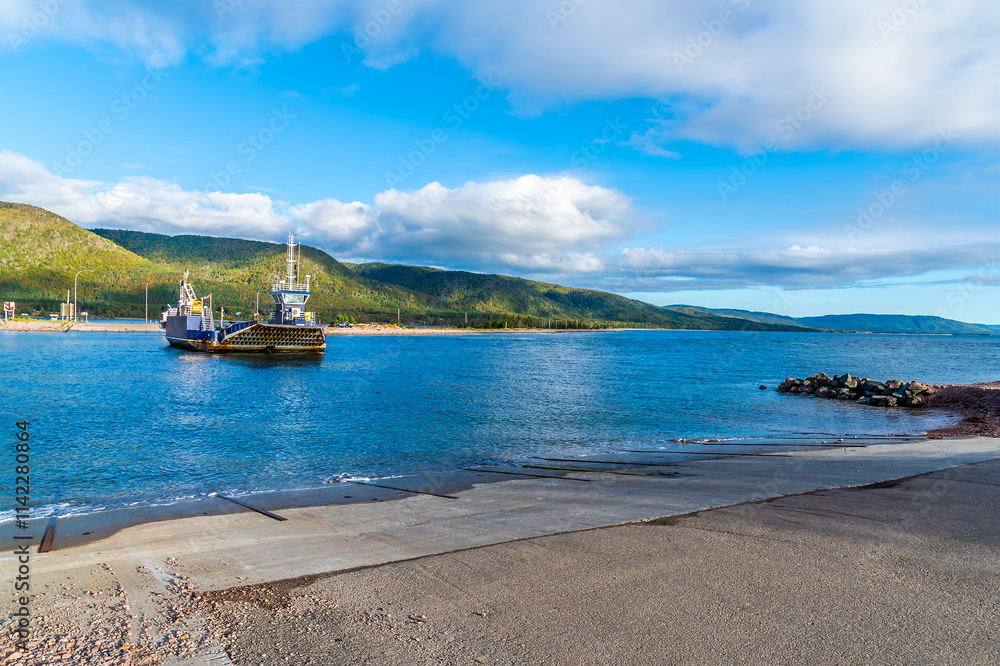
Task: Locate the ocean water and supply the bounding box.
[1,330,997,520]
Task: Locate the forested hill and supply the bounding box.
[0,202,172,317]
[3,201,813,329]
[345,262,814,331]
[90,228,810,329]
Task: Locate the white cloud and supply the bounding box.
[0,150,288,239]
[0,151,629,271]
[2,1,996,149]
[2,150,997,292]
[601,243,1000,291]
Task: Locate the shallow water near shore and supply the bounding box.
[1,329,996,521]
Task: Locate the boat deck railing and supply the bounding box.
[270,280,310,293]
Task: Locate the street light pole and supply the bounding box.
[73,269,94,322]
[145,283,149,324]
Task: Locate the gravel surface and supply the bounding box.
[0,560,220,664]
[4,460,998,664]
[194,460,1000,665]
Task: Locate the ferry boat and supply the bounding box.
[161,233,327,353]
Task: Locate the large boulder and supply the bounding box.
[884,380,904,392]
[834,373,855,388]
[815,387,836,399]
[905,381,932,396]
[899,395,926,408]
[835,388,855,400]
[861,380,886,395]
[807,372,831,386]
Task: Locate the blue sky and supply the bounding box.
[1,1,998,322]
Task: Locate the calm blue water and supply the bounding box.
[1,330,997,520]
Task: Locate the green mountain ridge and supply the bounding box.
[7,201,988,334]
[1,201,808,330]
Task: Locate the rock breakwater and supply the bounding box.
[777,372,937,408]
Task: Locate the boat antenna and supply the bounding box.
[285,232,295,285]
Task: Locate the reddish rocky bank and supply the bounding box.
[776,372,1000,438]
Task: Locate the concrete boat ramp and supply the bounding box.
[8,435,1000,592]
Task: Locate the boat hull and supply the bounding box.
[165,320,326,353]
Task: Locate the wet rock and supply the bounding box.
[779,372,935,410]
[861,380,886,394]
[806,372,831,386]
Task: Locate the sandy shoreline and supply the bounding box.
[2,436,999,664]
[0,320,611,335]
[0,319,161,333]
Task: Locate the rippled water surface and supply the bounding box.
[1,330,997,519]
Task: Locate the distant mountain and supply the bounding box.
[676,304,997,335]
[668,305,803,328]
[795,314,999,335]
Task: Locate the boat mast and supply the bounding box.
[285,232,296,286]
